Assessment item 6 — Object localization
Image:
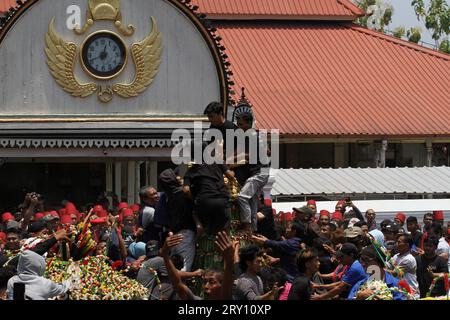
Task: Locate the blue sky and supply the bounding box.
[388,0,449,45]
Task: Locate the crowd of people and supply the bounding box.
[0,102,449,300]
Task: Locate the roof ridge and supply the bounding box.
[347,23,450,61]
[337,0,365,17]
[192,0,364,20]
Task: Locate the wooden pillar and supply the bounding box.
[127,161,136,204]
[425,140,433,199]
[148,160,158,189]
[105,161,113,206]
[426,140,433,167]
[144,161,150,186]
[135,161,142,204]
[114,161,121,203]
[380,140,388,168]
[376,140,388,168]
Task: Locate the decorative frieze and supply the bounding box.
[0,138,176,149]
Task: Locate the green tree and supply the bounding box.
[411,0,450,50]
[354,0,394,32]
[439,38,450,53]
[407,27,422,43]
[393,26,406,38]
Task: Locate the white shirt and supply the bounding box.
[436,237,450,269]
[392,252,419,298]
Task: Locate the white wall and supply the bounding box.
[0,0,220,117]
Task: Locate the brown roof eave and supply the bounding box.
[278,133,450,142]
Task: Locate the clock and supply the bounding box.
[80,31,127,80]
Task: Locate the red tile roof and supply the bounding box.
[0,0,16,14]
[216,22,450,136]
[192,0,364,20]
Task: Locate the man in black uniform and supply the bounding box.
[203,101,237,161]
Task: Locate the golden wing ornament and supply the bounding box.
[113,17,162,98]
[45,18,97,98]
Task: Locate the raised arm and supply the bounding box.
[161,232,192,300]
[21,193,39,231]
[215,231,235,300]
[349,201,365,222]
[112,217,128,261]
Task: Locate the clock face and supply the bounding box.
[80,31,127,80]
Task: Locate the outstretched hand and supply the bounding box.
[267,282,284,300]
[323,244,335,254]
[161,232,183,257]
[54,228,71,242]
[215,231,235,264]
[251,234,268,244]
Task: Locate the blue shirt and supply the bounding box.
[342,260,366,287]
[265,237,302,281]
[347,272,406,300]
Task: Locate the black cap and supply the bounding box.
[28,221,46,233]
[380,219,392,230]
[337,242,358,257]
[384,222,400,234]
[6,220,20,233]
[406,216,418,224]
[292,206,314,217]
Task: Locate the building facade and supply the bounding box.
[0,0,449,209]
[0,0,232,208]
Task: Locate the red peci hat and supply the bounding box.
[117,202,129,211]
[395,212,406,223]
[49,211,59,217]
[0,231,6,244]
[93,205,103,212]
[284,212,293,222]
[130,204,140,212]
[336,200,345,207]
[331,211,343,221]
[34,213,44,220]
[66,208,79,216]
[122,208,134,218]
[92,205,108,217]
[307,200,316,206]
[65,203,79,215]
[264,199,273,207]
[91,217,108,225]
[2,212,14,223]
[60,214,73,225]
[65,202,77,211]
[320,210,330,217]
[97,210,108,218]
[433,210,444,220]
